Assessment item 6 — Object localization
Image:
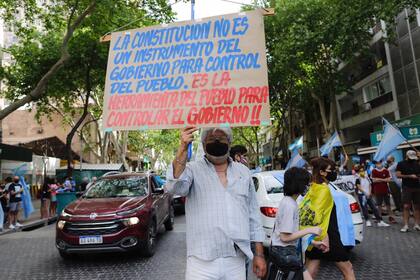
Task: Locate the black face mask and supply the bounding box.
[205,141,229,157]
[326,171,337,182]
[13,180,19,183]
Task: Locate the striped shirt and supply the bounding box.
[166,157,265,261]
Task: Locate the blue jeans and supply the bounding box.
[358,193,382,221]
[0,205,4,229]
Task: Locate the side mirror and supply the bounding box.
[153,188,165,195]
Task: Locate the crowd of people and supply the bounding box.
[39,176,97,219]
[0,175,98,231]
[344,151,420,232]
[166,126,420,280]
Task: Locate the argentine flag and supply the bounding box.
[373,118,406,162]
[288,136,303,152]
[320,131,342,156]
[286,149,307,170]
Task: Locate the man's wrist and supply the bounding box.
[174,157,187,166]
[180,142,189,151]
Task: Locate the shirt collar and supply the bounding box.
[203,156,233,167]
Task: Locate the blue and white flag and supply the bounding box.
[286,150,306,170]
[13,164,34,219]
[320,131,342,156]
[288,136,303,152]
[340,153,345,165]
[351,155,361,163]
[373,118,406,162]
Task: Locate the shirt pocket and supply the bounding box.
[230,177,249,198]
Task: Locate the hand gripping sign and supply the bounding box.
[102,10,271,131]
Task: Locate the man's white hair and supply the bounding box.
[201,127,233,143]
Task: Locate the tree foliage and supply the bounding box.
[0,0,175,170]
[265,0,419,142]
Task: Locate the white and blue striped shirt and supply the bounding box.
[166,157,265,261]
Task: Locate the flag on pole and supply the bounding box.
[373,118,406,162]
[320,131,342,156]
[193,142,205,161]
[340,152,345,165]
[288,136,303,152]
[286,150,307,170]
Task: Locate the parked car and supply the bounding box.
[56,172,174,258]
[172,195,186,214]
[252,171,364,247]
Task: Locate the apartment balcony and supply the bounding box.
[341,92,394,121]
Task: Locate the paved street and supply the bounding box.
[0,215,420,280]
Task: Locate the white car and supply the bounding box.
[252,171,364,247]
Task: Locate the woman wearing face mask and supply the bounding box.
[354,165,389,228]
[299,157,355,280]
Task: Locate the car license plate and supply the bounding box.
[79,236,103,245]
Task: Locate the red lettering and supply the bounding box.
[168,91,179,107]
[211,71,231,87]
[238,86,269,104]
[172,109,185,125]
[192,74,208,88]
[106,111,115,126]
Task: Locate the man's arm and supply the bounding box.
[173,127,197,178]
[248,175,266,278]
[396,171,417,179]
[165,127,197,197]
[355,179,364,194]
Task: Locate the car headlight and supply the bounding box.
[116,204,145,216]
[57,220,66,230]
[122,217,140,227]
[61,210,72,217]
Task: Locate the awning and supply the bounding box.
[357,138,420,155]
[0,143,32,162]
[19,136,80,161]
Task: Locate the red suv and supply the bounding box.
[56,172,174,258]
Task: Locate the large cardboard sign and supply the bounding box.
[103,10,270,130]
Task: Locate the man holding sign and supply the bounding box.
[166,126,266,280]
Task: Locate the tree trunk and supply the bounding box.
[0,1,97,120]
[253,127,260,166]
[328,93,337,132]
[310,91,331,138]
[101,132,110,163]
[66,58,93,176]
[120,131,129,171]
[66,94,91,176]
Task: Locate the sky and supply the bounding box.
[170,0,255,22]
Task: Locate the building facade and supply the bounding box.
[335,9,420,162]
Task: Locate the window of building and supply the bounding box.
[417,9,420,27]
[363,76,392,102]
[397,13,409,39]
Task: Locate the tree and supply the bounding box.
[0,0,98,120]
[232,127,264,167]
[128,130,180,171]
[0,0,175,174]
[265,0,419,143]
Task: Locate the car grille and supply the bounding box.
[64,220,124,236]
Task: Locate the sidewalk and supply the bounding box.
[1,199,57,236]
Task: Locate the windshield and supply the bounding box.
[83,177,148,198]
[263,175,284,194]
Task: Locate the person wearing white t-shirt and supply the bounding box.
[269,167,326,280]
[354,166,389,227]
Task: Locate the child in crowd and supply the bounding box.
[269,167,326,280]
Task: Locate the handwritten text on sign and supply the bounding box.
[103,10,270,130]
